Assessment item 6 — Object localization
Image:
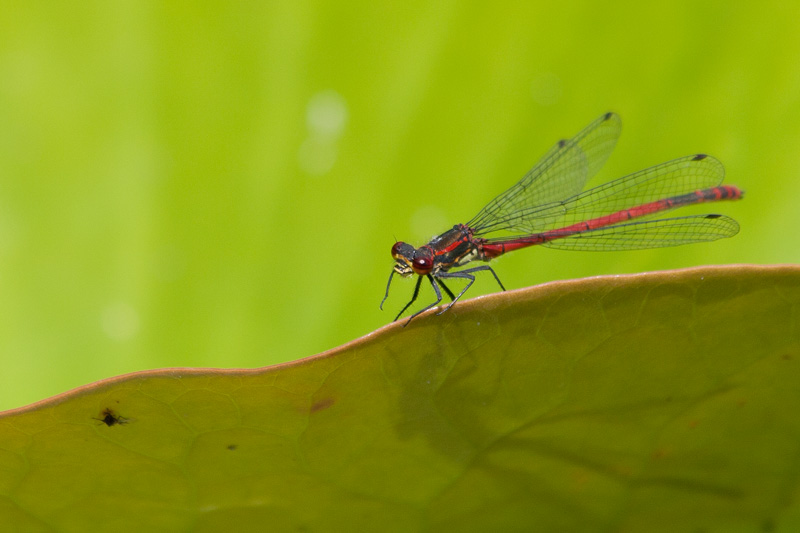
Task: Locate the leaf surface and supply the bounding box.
[1,265,798,532]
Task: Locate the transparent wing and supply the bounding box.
[479,154,725,236]
[539,214,740,251]
[468,112,622,234]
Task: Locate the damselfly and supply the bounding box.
[381,112,743,324]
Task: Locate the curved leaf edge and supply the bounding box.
[2,263,794,418]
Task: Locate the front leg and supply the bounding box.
[393,275,423,322]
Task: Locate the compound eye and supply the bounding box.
[391,241,416,261]
[412,256,433,275]
[391,242,406,257]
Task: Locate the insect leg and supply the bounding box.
[435,265,506,314]
[436,278,456,301]
[393,275,423,321]
[380,270,395,310]
[402,274,443,326]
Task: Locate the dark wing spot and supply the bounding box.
[603,111,613,121]
[705,214,722,219]
[692,154,708,161]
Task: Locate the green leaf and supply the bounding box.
[1,265,798,532]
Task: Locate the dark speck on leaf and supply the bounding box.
[94,408,127,427]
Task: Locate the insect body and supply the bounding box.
[381,112,743,325]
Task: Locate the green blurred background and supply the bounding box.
[0,2,797,409]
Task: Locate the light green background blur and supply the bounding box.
[1,3,797,409]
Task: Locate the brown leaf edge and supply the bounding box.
[1,264,795,418]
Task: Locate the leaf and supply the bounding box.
[0,265,798,532]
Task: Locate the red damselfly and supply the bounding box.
[380,112,744,325]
